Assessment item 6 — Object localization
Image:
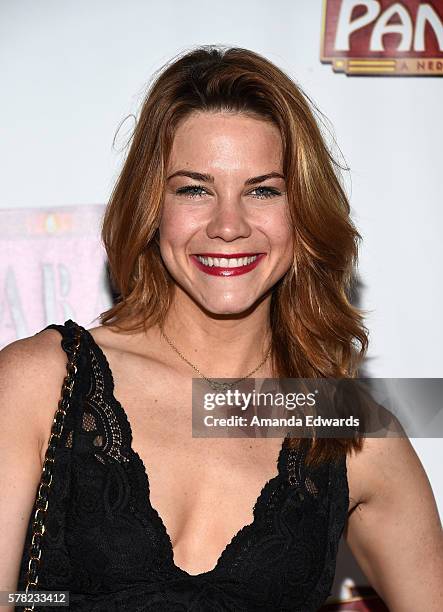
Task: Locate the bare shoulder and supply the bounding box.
[0,329,72,592]
[346,435,433,509]
[0,328,69,465]
[0,328,67,394]
[86,323,124,351]
[344,438,443,609]
[86,322,165,365]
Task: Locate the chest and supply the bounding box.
[94,357,287,575]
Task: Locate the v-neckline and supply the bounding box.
[82,323,292,578]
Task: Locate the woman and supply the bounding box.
[1,45,442,611]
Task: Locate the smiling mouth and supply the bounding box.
[191,252,266,277]
[196,253,259,268]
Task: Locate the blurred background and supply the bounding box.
[1,1,442,608]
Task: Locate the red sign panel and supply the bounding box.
[321,0,443,75]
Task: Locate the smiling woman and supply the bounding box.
[159,111,293,313]
[1,45,442,612]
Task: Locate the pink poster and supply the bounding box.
[0,204,112,348]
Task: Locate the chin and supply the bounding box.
[198,296,259,317]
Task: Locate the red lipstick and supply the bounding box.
[194,252,260,258]
[191,253,266,277]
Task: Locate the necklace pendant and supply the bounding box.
[208,380,232,392]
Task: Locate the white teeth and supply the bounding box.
[196,255,259,268]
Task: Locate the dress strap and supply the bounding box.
[53,321,134,465]
[40,319,88,450]
[23,319,82,609]
[43,319,84,357]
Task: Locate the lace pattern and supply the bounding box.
[17,320,349,611]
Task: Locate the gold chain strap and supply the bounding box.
[23,324,82,611]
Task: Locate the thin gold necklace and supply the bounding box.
[160,327,272,392]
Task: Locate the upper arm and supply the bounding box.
[0,330,67,595]
[345,436,443,611]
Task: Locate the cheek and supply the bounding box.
[260,209,294,252]
[159,202,198,250]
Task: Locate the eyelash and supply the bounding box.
[175,185,282,200]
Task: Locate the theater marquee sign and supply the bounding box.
[321,0,443,75]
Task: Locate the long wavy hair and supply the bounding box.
[100,45,369,466]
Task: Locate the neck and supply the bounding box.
[159,286,273,379]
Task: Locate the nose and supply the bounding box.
[206,197,252,242]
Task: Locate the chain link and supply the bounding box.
[23,325,82,611]
[160,327,272,392]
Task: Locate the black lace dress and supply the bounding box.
[17,320,349,611]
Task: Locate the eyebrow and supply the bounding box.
[166,170,285,185]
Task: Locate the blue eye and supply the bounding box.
[250,187,281,199]
[175,185,282,200]
[175,185,207,198]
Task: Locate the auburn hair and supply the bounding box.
[100,45,369,466]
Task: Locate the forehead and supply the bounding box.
[168,111,283,172]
